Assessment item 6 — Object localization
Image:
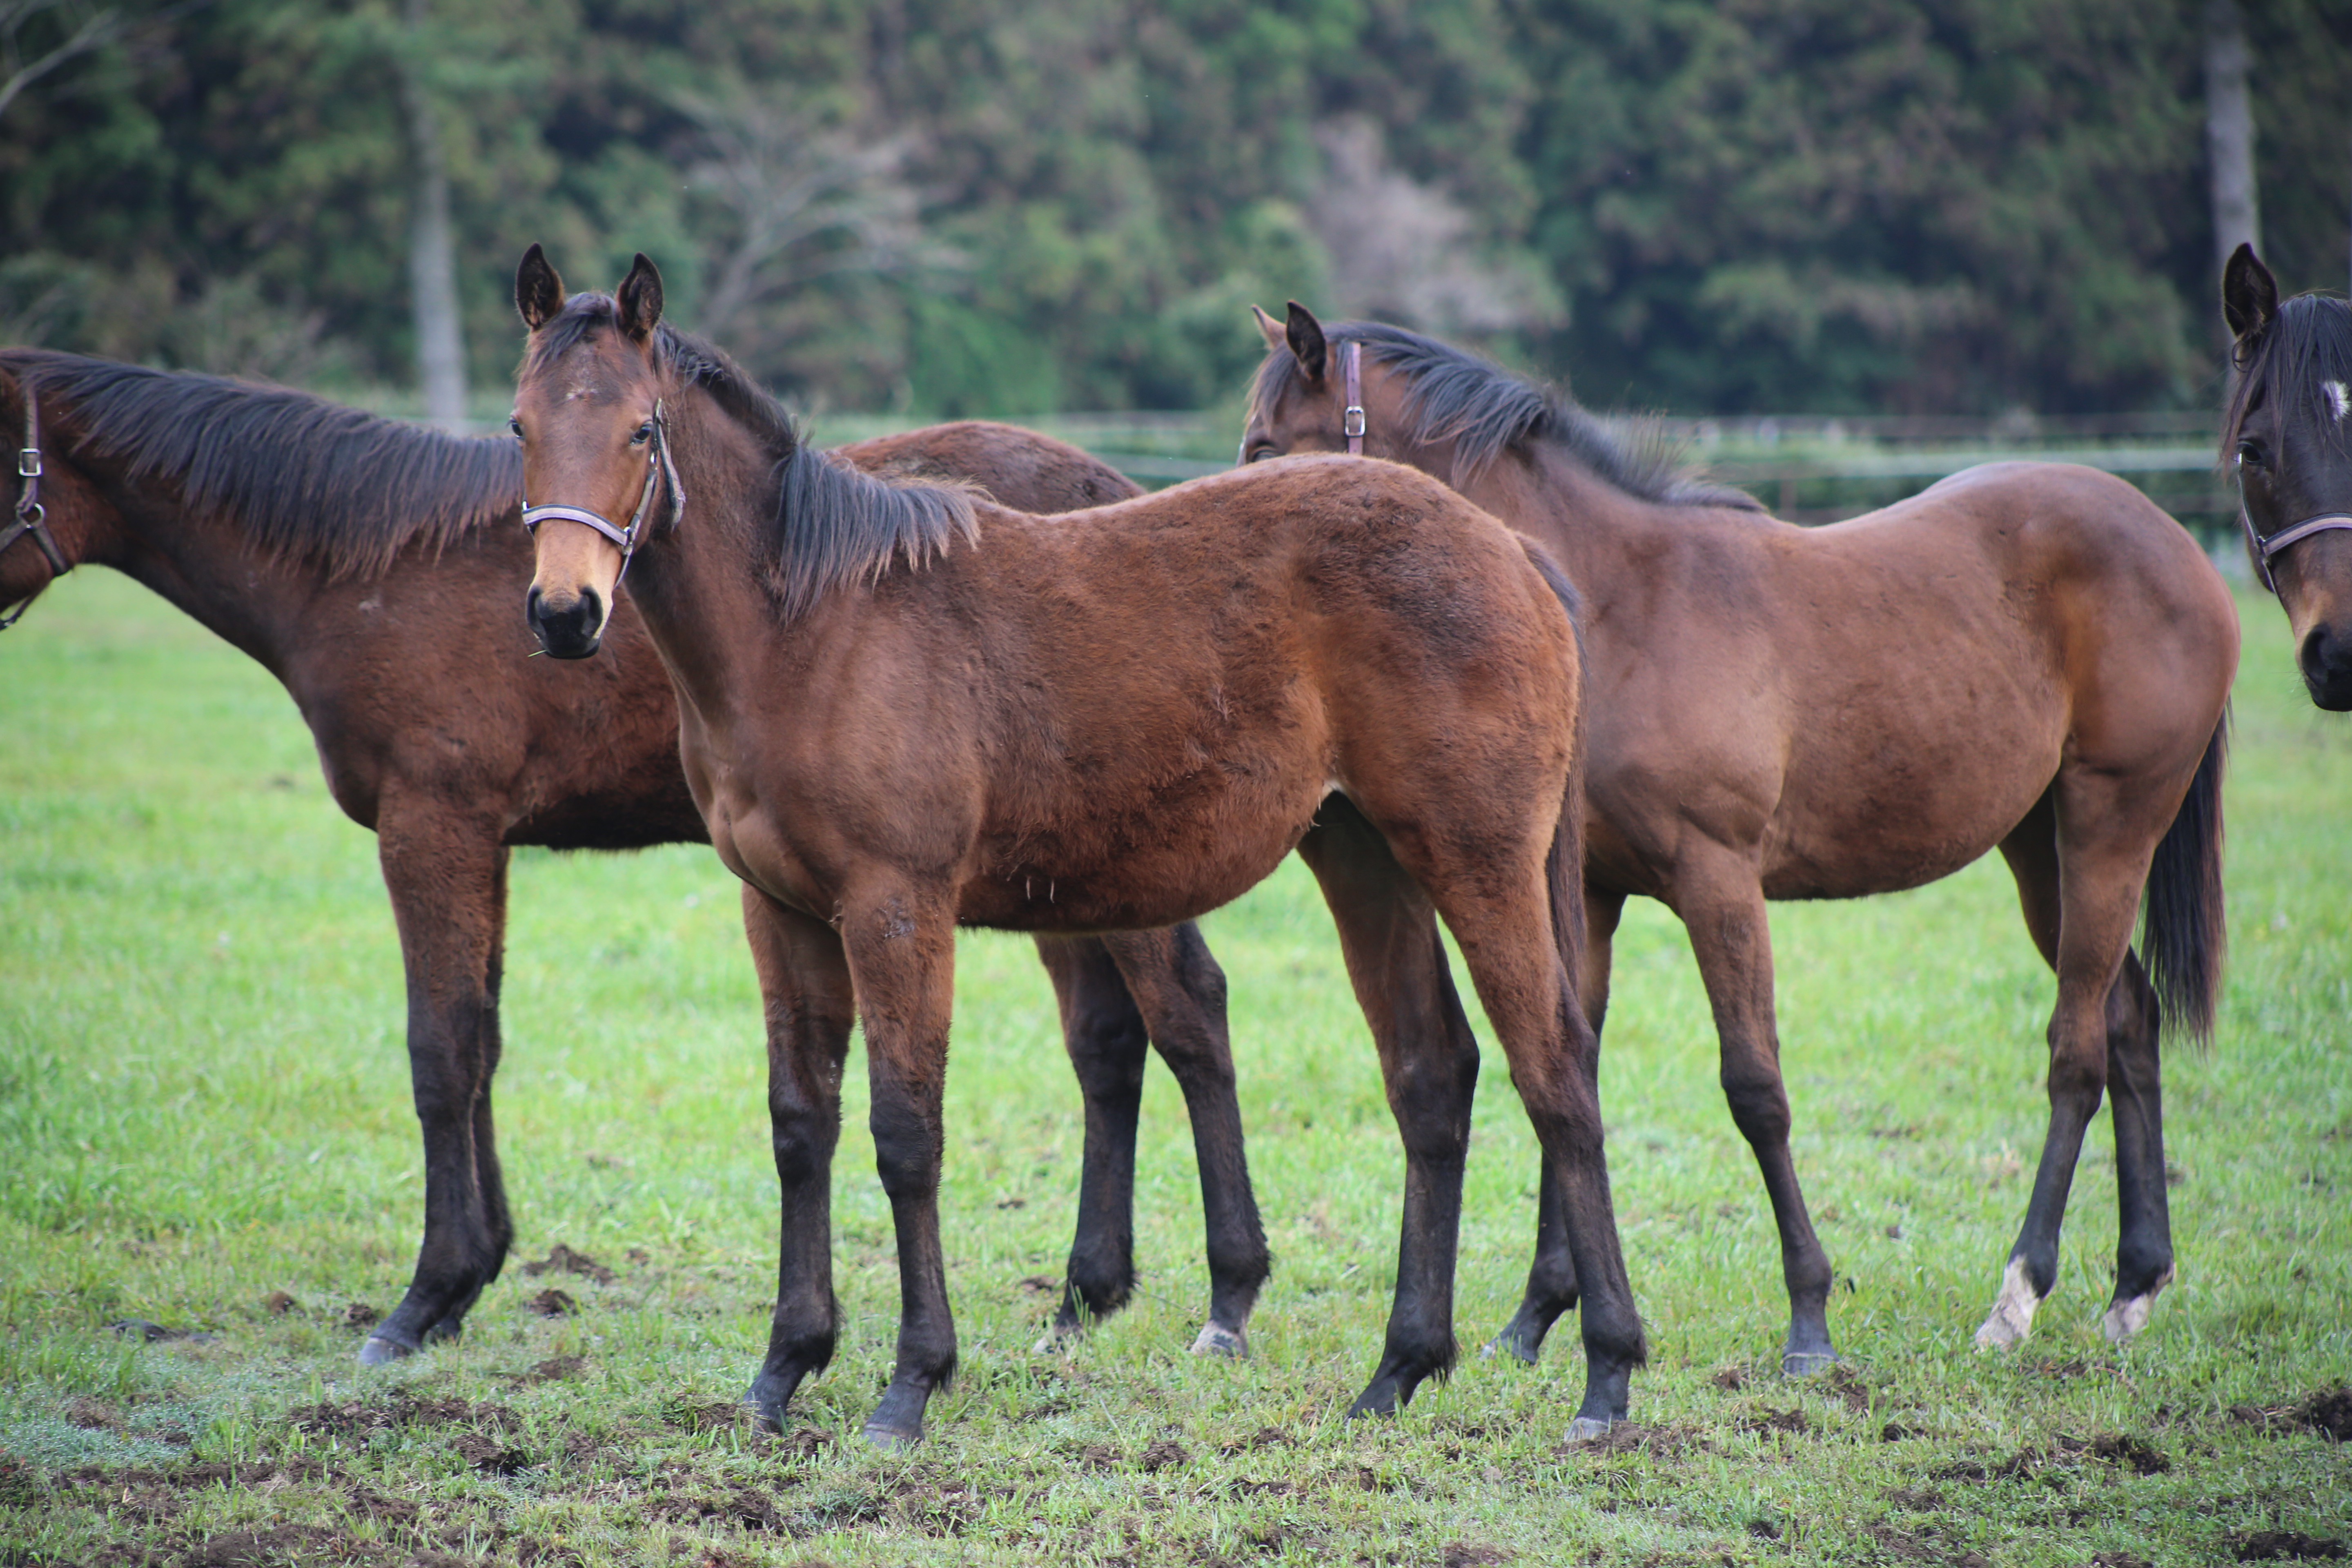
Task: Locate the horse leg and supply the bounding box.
[1995,799,2176,1344]
[2100,952,2175,1341]
[740,885,856,1430]
[1420,855,1645,1436]
[1675,860,1836,1374]
[1976,775,2161,1348]
[1294,800,1481,1417]
[1101,924,1267,1357]
[1484,885,1622,1364]
[840,888,960,1449]
[362,807,513,1365]
[1030,934,1149,1351]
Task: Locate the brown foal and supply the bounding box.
[510,248,1641,1446]
[1244,302,2235,1372]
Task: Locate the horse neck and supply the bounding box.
[76,461,331,678]
[1459,438,1741,586]
[614,413,795,718]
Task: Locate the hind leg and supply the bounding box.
[1102,925,1269,1356]
[1976,780,2166,1348]
[1486,885,1623,1364]
[1295,800,1482,1417]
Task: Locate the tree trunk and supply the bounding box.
[399,0,468,430]
[2204,0,2259,279]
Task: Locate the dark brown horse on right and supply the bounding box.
[1244,303,2236,1374]
[0,350,1265,1369]
[2220,243,2352,709]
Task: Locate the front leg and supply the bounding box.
[1031,934,1150,1350]
[362,806,514,1365]
[740,886,857,1428]
[840,888,961,1448]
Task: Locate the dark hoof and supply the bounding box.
[1781,1350,1837,1378]
[1481,1325,1542,1366]
[1565,1414,1618,1443]
[1345,1388,1399,1419]
[862,1417,923,1452]
[357,1334,417,1367]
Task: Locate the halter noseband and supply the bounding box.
[521,397,686,584]
[1,385,73,630]
[2236,450,2352,595]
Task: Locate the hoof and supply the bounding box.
[357,1334,416,1367]
[1564,1415,1617,1443]
[1480,1327,1541,1366]
[1781,1350,1836,1377]
[1031,1322,1084,1356]
[861,1419,922,1452]
[1973,1257,2042,1349]
[1190,1323,1248,1359]
[2100,1264,2174,1344]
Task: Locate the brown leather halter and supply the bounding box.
[520,397,686,586]
[1,386,73,630]
[2239,488,2352,595]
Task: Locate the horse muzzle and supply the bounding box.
[2299,621,2352,711]
[526,582,606,659]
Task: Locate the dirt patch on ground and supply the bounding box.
[2233,1532,2348,1561]
[2088,1432,2170,1474]
[519,1245,615,1286]
[1737,1406,1814,1438]
[1559,1421,1711,1459]
[2230,1387,2352,1442]
[284,1393,517,1439]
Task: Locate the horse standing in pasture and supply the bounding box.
[0,348,1272,1367]
[1242,303,2236,1372]
[2220,244,2352,711]
[511,248,1642,1445]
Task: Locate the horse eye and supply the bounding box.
[1246,445,1276,464]
[2236,439,2263,469]
[631,421,655,445]
[508,416,523,440]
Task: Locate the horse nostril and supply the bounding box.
[525,584,544,626]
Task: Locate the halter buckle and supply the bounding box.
[1342,405,1366,440]
[18,447,40,479]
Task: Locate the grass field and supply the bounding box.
[2,567,2348,1567]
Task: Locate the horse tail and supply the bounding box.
[2141,708,2228,1048]
[1519,540,1590,1009]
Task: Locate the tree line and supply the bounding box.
[1,0,2345,420]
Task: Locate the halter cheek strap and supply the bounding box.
[1,386,74,631]
[1342,339,1365,455]
[2236,452,2352,596]
[520,399,686,585]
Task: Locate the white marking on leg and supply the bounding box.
[2325,381,2350,425]
[2100,1262,2176,1343]
[1973,1255,2042,1348]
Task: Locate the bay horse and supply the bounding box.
[1242,302,2235,1372]
[510,248,1642,1446]
[0,347,1272,1366]
[2221,243,2352,710]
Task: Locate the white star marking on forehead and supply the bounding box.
[2324,380,2349,425]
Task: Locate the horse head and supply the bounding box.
[1240,302,1468,481]
[2224,244,2352,710]
[512,245,679,659]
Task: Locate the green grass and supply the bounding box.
[2,568,2348,1566]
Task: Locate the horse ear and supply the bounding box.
[516,244,566,330]
[1284,301,1330,384]
[1252,304,1288,355]
[616,253,665,341]
[2222,243,2278,343]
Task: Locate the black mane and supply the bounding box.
[2223,292,2352,459]
[0,348,522,579]
[1249,320,1762,511]
[528,296,976,620]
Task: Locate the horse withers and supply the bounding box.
[0,349,1267,1368]
[2221,243,2352,710]
[1243,301,2236,1371]
[510,247,1643,1446]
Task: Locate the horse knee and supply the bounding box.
[869,1098,942,1200]
[769,1098,837,1185]
[1719,1064,1791,1146]
[1388,1045,1478,1161]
